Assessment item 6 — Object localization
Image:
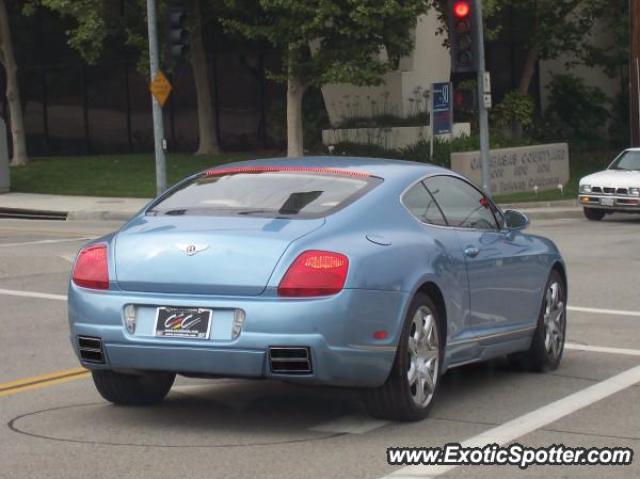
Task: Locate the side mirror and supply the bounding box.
[503,209,529,231]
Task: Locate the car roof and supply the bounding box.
[208,156,452,183]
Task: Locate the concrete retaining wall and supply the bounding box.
[451,143,570,194]
[322,123,471,150]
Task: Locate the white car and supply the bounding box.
[578,148,640,220]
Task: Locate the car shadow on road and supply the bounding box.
[8,359,539,448]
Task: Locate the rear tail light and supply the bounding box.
[72,244,109,290]
[278,250,349,297]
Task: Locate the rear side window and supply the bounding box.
[402,182,447,226]
[147,167,381,218]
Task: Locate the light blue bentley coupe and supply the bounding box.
[69,157,566,421]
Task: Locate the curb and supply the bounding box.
[66,210,141,222]
[518,208,583,221]
[0,208,68,220]
[498,199,577,210]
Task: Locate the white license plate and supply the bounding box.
[155,307,212,339]
[599,197,614,207]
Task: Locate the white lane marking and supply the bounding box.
[566,342,640,357]
[0,237,95,248]
[310,415,389,434]
[384,363,640,478]
[0,288,66,301]
[568,305,640,318]
[0,280,637,320]
[59,254,76,263]
[1,288,640,359]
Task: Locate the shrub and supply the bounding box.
[335,111,429,129]
[328,132,534,167]
[491,91,535,133]
[539,74,609,150]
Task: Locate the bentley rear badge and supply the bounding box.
[176,243,209,256]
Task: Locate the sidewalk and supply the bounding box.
[0,192,582,222]
[0,193,150,221]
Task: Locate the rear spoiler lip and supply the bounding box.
[203,166,373,178]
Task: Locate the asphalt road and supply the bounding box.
[0,214,639,479]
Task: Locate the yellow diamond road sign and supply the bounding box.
[150,71,172,107]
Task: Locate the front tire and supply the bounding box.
[583,207,605,221]
[364,293,442,421]
[92,370,175,406]
[509,270,566,372]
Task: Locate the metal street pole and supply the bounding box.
[474,0,491,196]
[146,0,167,195]
[630,0,640,146]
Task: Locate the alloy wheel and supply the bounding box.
[543,281,565,360]
[407,306,439,408]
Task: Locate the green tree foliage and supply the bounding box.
[224,0,428,87]
[574,0,628,78]
[478,0,611,94]
[222,0,430,155]
[27,0,146,68]
[540,74,609,149]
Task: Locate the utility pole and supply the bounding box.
[630,0,640,147]
[146,0,167,195]
[474,0,491,196]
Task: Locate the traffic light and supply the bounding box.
[166,1,189,63]
[448,0,477,73]
[453,87,476,111]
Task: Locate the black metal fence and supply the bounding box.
[7,52,284,158]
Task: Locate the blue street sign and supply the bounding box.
[431,82,453,135]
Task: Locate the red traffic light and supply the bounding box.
[453,1,470,18]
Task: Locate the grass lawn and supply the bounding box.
[8,152,267,197]
[8,148,616,202]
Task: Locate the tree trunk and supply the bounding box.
[517,47,540,95]
[0,0,27,166]
[287,76,306,157]
[190,0,220,156]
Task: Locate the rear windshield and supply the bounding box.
[147,168,381,218]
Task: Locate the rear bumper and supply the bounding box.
[68,284,407,387]
[579,195,640,211]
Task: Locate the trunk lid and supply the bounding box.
[114,216,324,295]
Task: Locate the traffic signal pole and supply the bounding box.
[146,0,167,195]
[474,0,491,196]
[448,0,492,196]
[630,0,640,146]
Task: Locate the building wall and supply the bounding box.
[321,11,450,127]
[322,7,623,135]
[538,19,621,113]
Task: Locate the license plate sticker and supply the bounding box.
[600,197,614,206]
[155,307,212,339]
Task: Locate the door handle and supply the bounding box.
[464,246,480,258]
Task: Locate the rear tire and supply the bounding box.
[92,370,175,406]
[364,293,443,421]
[509,270,566,372]
[583,207,605,221]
